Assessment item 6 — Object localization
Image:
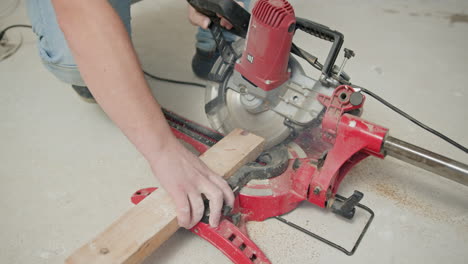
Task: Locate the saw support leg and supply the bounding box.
[192,221,270,264]
[131,189,271,264]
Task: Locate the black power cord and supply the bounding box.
[0,24,32,41]
[2,24,466,153]
[354,85,468,154]
[143,70,205,88]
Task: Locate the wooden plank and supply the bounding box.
[65,129,265,264]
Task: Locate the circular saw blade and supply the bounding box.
[205,82,291,149]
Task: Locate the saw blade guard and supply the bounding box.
[203,0,339,149]
[205,51,333,149]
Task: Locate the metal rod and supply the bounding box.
[274,194,375,256]
[383,136,468,186]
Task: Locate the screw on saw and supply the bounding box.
[337,48,355,80]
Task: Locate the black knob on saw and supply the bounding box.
[332,190,364,219]
[344,48,355,59]
[349,92,364,106]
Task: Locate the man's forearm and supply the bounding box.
[52,0,236,229]
[52,0,175,163]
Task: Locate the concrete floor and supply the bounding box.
[1,0,467,263]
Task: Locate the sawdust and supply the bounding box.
[246,220,321,263]
[374,183,400,201]
[345,160,466,225]
[372,182,467,225]
[373,182,432,215]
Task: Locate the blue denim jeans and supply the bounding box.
[26,0,250,86]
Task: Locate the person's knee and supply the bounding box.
[42,61,86,86]
[26,0,132,86]
[36,33,86,86]
[26,0,81,85]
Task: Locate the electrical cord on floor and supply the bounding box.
[143,70,205,88]
[0,24,32,41]
[353,85,468,154]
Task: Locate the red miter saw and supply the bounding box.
[132,0,468,263]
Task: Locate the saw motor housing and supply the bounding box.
[235,0,296,91]
[205,0,349,149]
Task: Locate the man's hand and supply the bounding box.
[187,1,245,30]
[151,138,235,229]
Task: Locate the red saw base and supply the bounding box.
[131,85,388,263]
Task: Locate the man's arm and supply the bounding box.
[51,0,234,228]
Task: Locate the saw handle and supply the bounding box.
[295,17,344,78]
[187,0,250,38]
